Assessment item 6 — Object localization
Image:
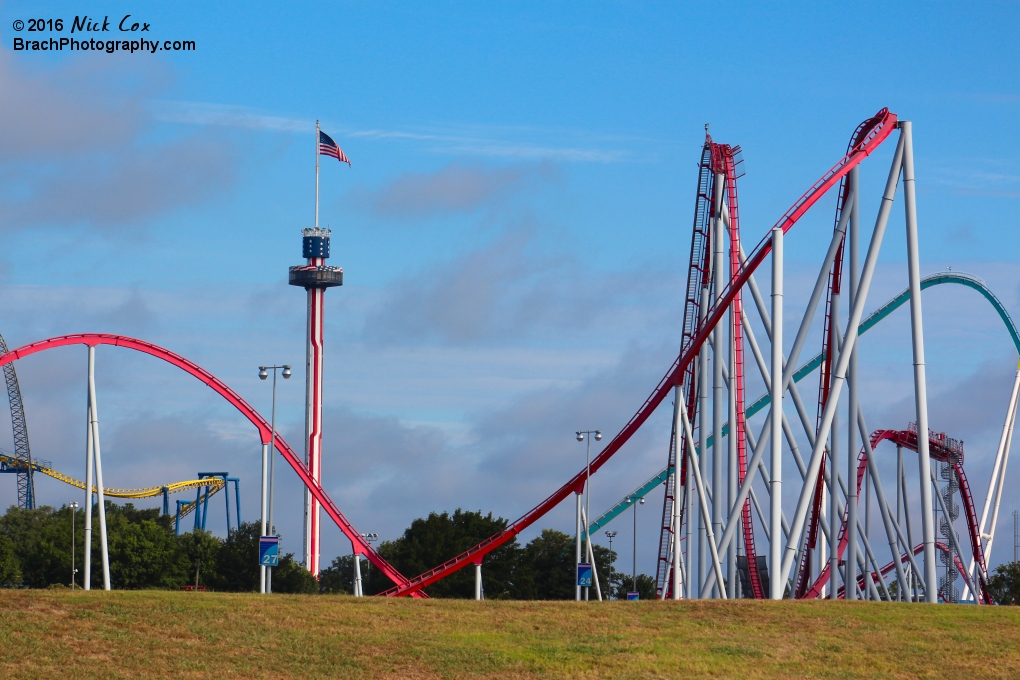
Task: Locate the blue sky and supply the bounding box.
[1,1,1019,583]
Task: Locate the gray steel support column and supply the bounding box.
[901,120,937,602]
[769,227,784,599]
[260,441,268,594]
[672,386,684,600]
[829,292,840,599]
[846,166,860,600]
[86,346,111,591]
[900,448,916,599]
[711,173,725,598]
[678,390,727,598]
[575,492,582,601]
[856,409,912,599]
[686,431,695,599]
[896,444,904,601]
[779,133,905,587]
[83,398,94,591]
[697,280,710,598]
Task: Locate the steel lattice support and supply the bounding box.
[0,333,34,509]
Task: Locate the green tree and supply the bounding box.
[271,556,318,594]
[0,534,21,586]
[988,560,1020,605]
[104,503,189,589]
[319,554,357,595]
[0,505,81,588]
[365,509,521,598]
[207,521,313,593]
[513,529,621,600]
[612,573,656,600]
[208,521,261,592]
[177,529,221,588]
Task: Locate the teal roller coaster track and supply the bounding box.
[588,271,1020,536]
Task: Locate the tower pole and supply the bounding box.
[315,120,320,230]
[292,128,343,575]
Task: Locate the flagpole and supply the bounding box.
[315,120,320,229]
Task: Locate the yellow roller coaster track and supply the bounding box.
[0,453,225,500]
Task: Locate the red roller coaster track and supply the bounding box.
[380,108,898,597]
[802,428,991,604]
[0,334,423,596]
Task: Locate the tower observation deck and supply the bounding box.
[289,226,342,576]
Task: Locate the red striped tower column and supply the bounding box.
[289,227,342,576]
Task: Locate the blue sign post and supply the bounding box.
[259,535,280,567]
[626,591,640,601]
[577,563,593,588]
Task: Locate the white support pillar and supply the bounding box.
[354,553,363,596]
[87,346,111,591]
[260,441,268,594]
[678,391,727,598]
[711,172,725,599]
[779,133,905,588]
[84,399,94,591]
[474,561,482,601]
[697,281,710,598]
[829,291,840,599]
[769,227,784,599]
[900,120,938,603]
[986,389,1018,566]
[846,166,860,600]
[575,492,582,601]
[672,387,684,600]
[974,362,1020,587]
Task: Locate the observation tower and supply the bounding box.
[289,227,343,576]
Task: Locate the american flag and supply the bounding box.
[318,130,351,166]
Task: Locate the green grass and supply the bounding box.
[1,590,1018,678]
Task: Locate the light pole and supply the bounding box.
[259,363,292,594]
[604,530,617,597]
[576,429,602,601]
[628,496,645,594]
[604,530,617,556]
[69,501,79,589]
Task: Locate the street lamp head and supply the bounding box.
[282,365,292,379]
[69,501,78,509]
[595,431,602,441]
[576,431,584,442]
[639,498,645,505]
[258,367,268,380]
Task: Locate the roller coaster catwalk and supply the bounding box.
[1,109,1016,602]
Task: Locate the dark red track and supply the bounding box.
[802,428,991,604]
[0,334,424,597]
[381,108,898,597]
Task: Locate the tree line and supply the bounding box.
[0,502,648,599]
[0,503,316,592]
[318,508,657,599]
[6,502,1016,602]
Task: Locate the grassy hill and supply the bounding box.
[1,590,1018,679]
